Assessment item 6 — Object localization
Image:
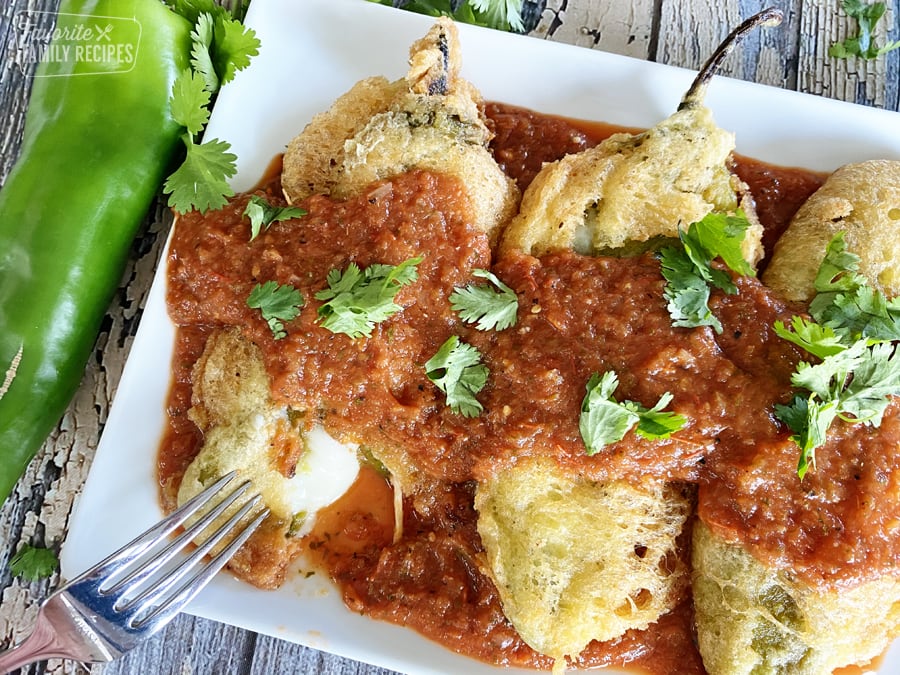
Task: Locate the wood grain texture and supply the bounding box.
[1,1,898,674]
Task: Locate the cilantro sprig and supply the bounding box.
[774,233,900,478]
[243,195,307,241]
[450,269,518,331]
[659,211,755,333]
[163,2,260,214]
[829,0,900,60]
[9,544,59,581]
[247,281,304,340]
[579,371,686,455]
[425,336,489,417]
[316,258,423,338]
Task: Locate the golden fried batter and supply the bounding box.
[475,457,692,674]
[282,18,518,242]
[764,159,900,301]
[500,106,762,262]
[692,521,900,675]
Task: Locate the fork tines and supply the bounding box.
[68,472,268,634]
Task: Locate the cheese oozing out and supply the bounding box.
[177,411,359,538]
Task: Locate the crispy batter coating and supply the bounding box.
[500,105,763,266]
[281,76,406,204]
[475,457,692,674]
[692,521,900,675]
[763,159,900,301]
[282,18,518,242]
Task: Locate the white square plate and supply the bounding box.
[61,0,900,672]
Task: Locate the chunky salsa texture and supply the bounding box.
[161,103,899,673]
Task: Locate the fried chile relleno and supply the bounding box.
[499,9,784,265]
[160,14,900,675]
[281,18,519,244]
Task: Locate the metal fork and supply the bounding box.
[0,472,268,673]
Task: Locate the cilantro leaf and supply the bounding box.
[660,246,722,332]
[243,196,307,241]
[811,231,866,294]
[190,12,219,92]
[840,341,900,424]
[774,331,885,479]
[659,210,754,333]
[188,11,259,93]
[169,69,211,135]
[166,0,231,25]
[212,15,261,86]
[425,336,488,417]
[775,394,839,480]
[247,281,304,340]
[829,0,899,59]
[470,0,525,31]
[370,0,525,32]
[580,371,641,452]
[316,258,422,338]
[450,269,518,331]
[579,371,686,455]
[162,2,258,216]
[773,316,849,359]
[164,135,237,214]
[9,544,59,581]
[790,339,868,400]
[820,285,900,342]
[777,341,900,479]
[685,212,755,281]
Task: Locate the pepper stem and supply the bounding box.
[678,7,783,111]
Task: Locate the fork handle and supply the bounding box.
[0,612,66,673]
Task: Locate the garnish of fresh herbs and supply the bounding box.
[163,0,261,213]
[370,0,526,32]
[450,269,518,331]
[579,371,686,455]
[829,0,900,59]
[659,210,755,333]
[425,336,489,417]
[247,281,304,340]
[774,232,900,479]
[243,195,307,241]
[316,258,423,338]
[9,544,59,582]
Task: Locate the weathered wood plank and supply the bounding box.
[656,0,804,87]
[531,0,657,59]
[98,616,259,675]
[799,0,900,109]
[248,634,397,675]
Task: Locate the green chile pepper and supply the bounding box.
[0,0,192,504]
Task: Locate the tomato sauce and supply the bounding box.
[159,102,900,673]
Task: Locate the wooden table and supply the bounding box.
[2,1,899,673]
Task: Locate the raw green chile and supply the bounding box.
[0,0,192,504]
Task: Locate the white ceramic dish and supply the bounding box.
[61,0,900,672]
